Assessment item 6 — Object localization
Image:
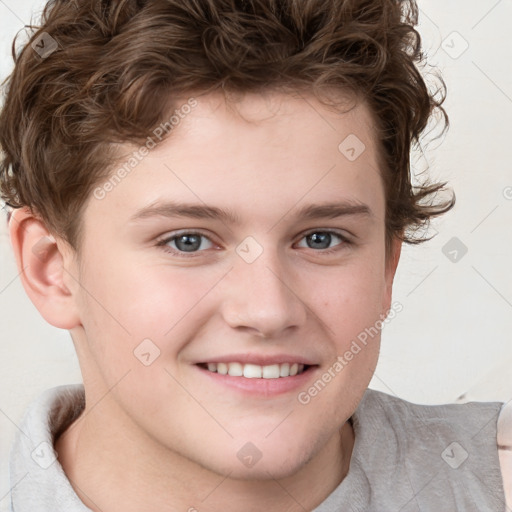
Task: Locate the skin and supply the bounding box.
[10,90,402,512]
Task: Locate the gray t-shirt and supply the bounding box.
[9,384,506,511]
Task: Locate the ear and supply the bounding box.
[8,207,81,330]
[382,236,402,314]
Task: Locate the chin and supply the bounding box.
[221,454,313,482]
[196,436,318,482]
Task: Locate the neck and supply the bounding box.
[55,394,354,512]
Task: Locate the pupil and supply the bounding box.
[176,235,201,252]
[307,233,331,249]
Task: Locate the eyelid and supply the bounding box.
[157,228,216,242]
[294,228,352,245]
[156,229,220,254]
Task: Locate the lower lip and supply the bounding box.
[195,365,318,397]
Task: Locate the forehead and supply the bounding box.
[84,90,384,229]
[170,89,376,153]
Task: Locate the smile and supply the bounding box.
[199,362,308,379]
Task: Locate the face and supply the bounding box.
[67,90,399,479]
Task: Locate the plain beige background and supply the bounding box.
[1,1,511,509]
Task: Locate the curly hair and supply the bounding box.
[0,0,454,254]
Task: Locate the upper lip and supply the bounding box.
[197,354,317,366]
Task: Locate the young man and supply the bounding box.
[1,0,511,511]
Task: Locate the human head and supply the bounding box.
[0,0,456,503]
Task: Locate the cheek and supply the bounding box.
[76,253,222,360]
[298,263,385,418]
[307,258,387,340]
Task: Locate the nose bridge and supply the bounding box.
[221,242,307,336]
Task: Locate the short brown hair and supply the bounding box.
[0,0,454,253]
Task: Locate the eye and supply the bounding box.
[159,232,214,253]
[296,231,347,250]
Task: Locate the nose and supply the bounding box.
[220,249,307,338]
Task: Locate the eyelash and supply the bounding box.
[156,229,352,257]
[156,230,215,257]
[293,229,353,257]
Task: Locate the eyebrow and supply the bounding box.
[129,200,373,224]
[296,202,373,220]
[130,201,239,224]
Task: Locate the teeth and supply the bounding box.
[262,364,280,379]
[228,362,243,377]
[279,363,290,377]
[203,362,307,379]
[243,364,262,378]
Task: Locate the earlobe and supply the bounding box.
[8,207,81,330]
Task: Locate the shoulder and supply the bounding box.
[350,389,507,509]
[358,388,503,436]
[10,384,89,512]
[356,388,503,461]
[498,400,512,508]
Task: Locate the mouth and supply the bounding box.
[197,362,310,379]
[195,359,317,396]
